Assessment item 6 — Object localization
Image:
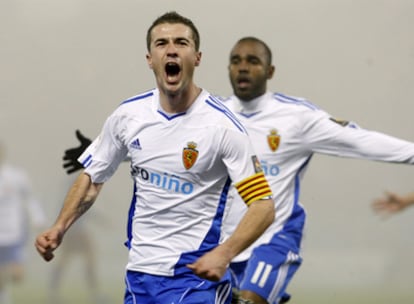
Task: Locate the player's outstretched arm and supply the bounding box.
[187,198,274,281]
[35,172,103,261]
[63,130,92,174]
[372,191,414,216]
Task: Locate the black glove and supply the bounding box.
[63,130,92,174]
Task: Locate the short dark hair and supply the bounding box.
[146,11,200,52]
[235,37,273,65]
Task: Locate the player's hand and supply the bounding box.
[34,227,64,262]
[186,246,231,281]
[372,191,407,217]
[63,130,92,174]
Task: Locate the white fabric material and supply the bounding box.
[221,92,414,262]
[79,88,261,276]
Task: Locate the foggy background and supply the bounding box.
[1,0,414,302]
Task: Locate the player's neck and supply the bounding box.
[159,84,202,113]
[238,92,268,112]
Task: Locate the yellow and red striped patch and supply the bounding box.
[235,172,273,205]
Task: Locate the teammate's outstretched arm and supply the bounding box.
[35,172,103,261]
[372,191,414,216]
[63,130,92,174]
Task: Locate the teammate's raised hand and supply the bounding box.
[372,191,414,217]
[63,130,92,174]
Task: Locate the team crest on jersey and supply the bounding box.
[267,129,280,152]
[182,141,199,170]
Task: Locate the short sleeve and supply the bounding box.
[78,114,128,183]
[220,128,272,205]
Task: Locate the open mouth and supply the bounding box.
[236,76,250,88]
[165,62,181,77]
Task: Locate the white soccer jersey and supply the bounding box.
[0,164,45,245]
[221,92,414,262]
[78,88,272,276]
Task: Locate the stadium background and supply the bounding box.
[1,0,414,302]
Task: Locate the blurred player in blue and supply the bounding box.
[0,141,46,304]
[219,36,414,304]
[35,12,274,304]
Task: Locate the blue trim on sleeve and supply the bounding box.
[81,154,93,167]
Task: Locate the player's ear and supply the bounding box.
[267,65,275,80]
[195,51,202,67]
[146,54,153,69]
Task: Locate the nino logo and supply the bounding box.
[267,129,280,152]
[182,141,198,170]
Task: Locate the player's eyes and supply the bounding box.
[154,41,167,47]
[248,58,260,65]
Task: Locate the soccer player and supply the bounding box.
[219,36,414,304]
[372,191,414,215]
[62,35,414,303]
[0,141,46,304]
[35,12,274,304]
